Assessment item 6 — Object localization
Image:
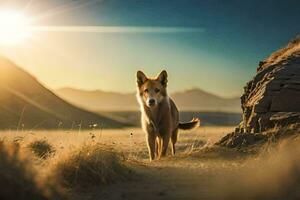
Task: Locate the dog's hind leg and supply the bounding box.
[171,128,178,156]
[147,133,156,161]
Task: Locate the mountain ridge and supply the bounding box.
[0,56,127,129]
[55,87,241,113]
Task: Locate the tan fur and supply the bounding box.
[136,70,200,161]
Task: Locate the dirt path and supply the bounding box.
[79,152,247,200]
[70,126,247,200]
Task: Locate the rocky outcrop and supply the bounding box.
[218,36,300,147]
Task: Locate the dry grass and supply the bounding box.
[28,139,55,159]
[1,126,299,199]
[212,135,300,200]
[0,141,62,200]
[263,35,300,67]
[51,144,133,189]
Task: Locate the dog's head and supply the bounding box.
[136,70,168,108]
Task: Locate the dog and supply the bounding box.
[136,70,200,161]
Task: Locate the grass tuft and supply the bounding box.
[212,136,300,199]
[52,144,133,189]
[0,141,61,200]
[28,139,55,159]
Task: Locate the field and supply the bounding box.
[1,126,300,200]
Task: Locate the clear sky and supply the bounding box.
[0,0,299,97]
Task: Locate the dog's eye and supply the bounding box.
[155,88,160,93]
[144,89,149,93]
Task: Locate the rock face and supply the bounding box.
[241,37,300,133]
[218,36,300,147]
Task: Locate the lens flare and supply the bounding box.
[0,10,32,45]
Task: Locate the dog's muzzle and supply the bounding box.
[147,98,156,107]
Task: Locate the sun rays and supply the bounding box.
[31,25,205,33]
[0,10,32,45]
[0,0,205,46]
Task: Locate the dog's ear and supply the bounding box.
[136,71,148,86]
[157,70,168,87]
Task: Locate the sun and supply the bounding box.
[0,10,32,45]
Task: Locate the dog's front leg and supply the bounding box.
[144,121,157,161]
[161,133,171,157]
[155,137,162,158]
[146,133,156,161]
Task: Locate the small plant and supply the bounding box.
[52,144,133,189]
[0,141,60,200]
[28,139,55,159]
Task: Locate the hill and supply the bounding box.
[55,87,137,111]
[55,87,241,113]
[171,88,240,112]
[0,56,127,129]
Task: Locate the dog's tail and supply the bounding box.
[178,118,200,130]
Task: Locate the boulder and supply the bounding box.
[218,36,300,147]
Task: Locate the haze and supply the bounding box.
[0,0,299,97]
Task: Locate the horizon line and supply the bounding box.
[54,86,240,99]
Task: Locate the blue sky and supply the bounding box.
[1,0,299,97]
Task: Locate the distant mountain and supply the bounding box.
[171,88,241,113]
[55,87,241,113]
[55,87,137,111]
[0,56,127,129]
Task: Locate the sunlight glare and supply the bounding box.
[0,10,32,45]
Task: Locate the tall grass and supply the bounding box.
[51,144,133,189]
[28,139,56,159]
[0,141,62,200]
[212,135,300,199]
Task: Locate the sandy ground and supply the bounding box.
[1,126,252,200]
[80,127,246,200]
